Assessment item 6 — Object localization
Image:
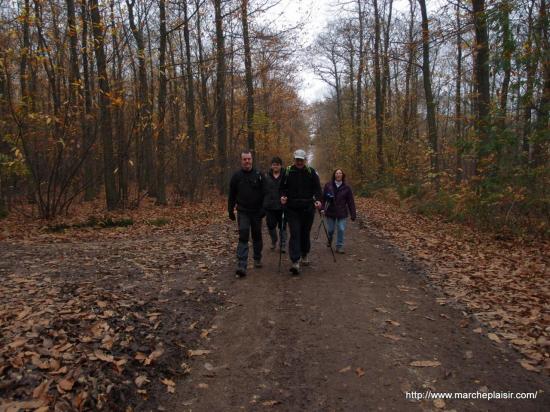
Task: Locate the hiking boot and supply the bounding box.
[301,255,310,266]
[281,247,286,254]
[235,267,247,278]
[254,260,263,268]
[336,248,345,254]
[290,261,300,275]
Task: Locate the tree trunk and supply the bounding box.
[418,0,439,183]
[127,0,154,194]
[66,0,80,106]
[195,0,213,152]
[533,0,549,166]
[374,0,384,175]
[522,0,538,160]
[182,0,198,198]
[110,1,127,206]
[331,44,343,143]
[354,0,365,179]
[472,0,491,162]
[498,0,512,124]
[381,0,393,135]
[455,0,463,184]
[402,0,415,145]
[241,0,256,155]
[156,0,168,205]
[80,0,95,200]
[214,0,228,192]
[89,0,118,209]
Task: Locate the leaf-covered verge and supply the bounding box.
[0,198,231,411]
[356,196,549,375]
[0,196,225,242]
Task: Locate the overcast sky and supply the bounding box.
[259,0,438,104]
[257,0,334,104]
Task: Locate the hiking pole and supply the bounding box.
[278,208,285,273]
[317,209,336,262]
[314,196,332,240]
[315,192,334,240]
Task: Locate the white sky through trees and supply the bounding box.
[260,0,442,104]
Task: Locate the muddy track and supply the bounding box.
[164,216,550,411]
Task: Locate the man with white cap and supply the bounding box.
[280,149,322,275]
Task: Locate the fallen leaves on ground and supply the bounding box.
[0,199,231,410]
[357,197,549,374]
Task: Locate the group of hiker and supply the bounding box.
[228,149,357,277]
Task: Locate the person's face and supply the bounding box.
[241,153,253,171]
[272,163,282,173]
[335,170,343,181]
[294,158,305,168]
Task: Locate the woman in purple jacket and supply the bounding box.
[322,169,357,253]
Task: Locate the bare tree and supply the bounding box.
[374,0,384,174]
[214,0,227,191]
[241,0,256,155]
[90,0,118,209]
[418,0,439,182]
[472,0,491,163]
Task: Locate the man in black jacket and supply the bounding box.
[263,156,286,252]
[228,150,265,277]
[280,149,322,275]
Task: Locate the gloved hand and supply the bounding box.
[228,210,236,221]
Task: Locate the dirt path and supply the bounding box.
[165,216,549,411]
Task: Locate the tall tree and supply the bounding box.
[182,0,198,196]
[66,0,80,106]
[418,0,439,182]
[90,0,118,209]
[522,0,538,158]
[455,0,463,183]
[241,0,255,154]
[156,0,168,204]
[80,0,95,200]
[195,0,213,152]
[110,1,128,205]
[127,0,155,194]
[381,0,394,131]
[373,0,384,175]
[472,0,491,162]
[354,0,365,178]
[214,0,227,191]
[401,0,416,145]
[498,0,513,123]
[534,0,549,165]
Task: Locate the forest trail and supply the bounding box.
[164,216,550,411]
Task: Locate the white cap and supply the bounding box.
[293,149,306,159]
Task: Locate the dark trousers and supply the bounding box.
[266,209,287,246]
[286,207,315,263]
[236,211,263,268]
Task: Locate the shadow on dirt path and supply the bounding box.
[165,216,549,411]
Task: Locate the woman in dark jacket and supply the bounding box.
[263,157,287,252]
[322,169,356,253]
